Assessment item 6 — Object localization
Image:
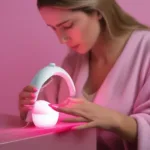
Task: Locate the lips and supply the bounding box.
[70,44,79,49]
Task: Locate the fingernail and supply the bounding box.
[60,99,69,107]
[49,104,58,109]
[33,87,37,91]
[71,127,77,130]
[31,94,36,98]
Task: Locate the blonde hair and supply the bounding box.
[37,0,150,39]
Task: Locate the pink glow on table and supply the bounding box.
[0,113,85,144]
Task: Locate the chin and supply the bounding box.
[74,46,89,55]
[77,51,88,55]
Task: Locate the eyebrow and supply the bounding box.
[47,19,70,28]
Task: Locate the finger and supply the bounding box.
[19,105,33,112]
[61,117,88,123]
[49,98,80,109]
[20,99,35,105]
[24,105,34,110]
[50,104,80,116]
[51,105,89,119]
[19,92,36,99]
[59,99,70,107]
[68,97,83,103]
[50,105,76,115]
[21,105,33,111]
[23,85,37,92]
[56,98,77,107]
[72,121,96,130]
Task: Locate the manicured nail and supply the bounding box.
[71,126,77,130]
[59,99,69,107]
[30,87,37,92]
[31,93,36,98]
[49,104,58,109]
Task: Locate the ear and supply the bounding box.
[97,10,102,20]
[93,10,102,20]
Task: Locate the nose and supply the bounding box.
[56,30,70,44]
[61,36,70,44]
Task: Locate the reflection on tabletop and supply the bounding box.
[0,113,84,144]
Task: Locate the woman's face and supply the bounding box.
[39,7,102,54]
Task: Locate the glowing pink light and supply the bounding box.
[32,100,59,128]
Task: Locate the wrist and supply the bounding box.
[110,111,124,131]
[111,112,137,142]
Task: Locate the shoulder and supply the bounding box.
[134,30,150,51]
[131,30,150,62]
[139,30,150,57]
[134,29,150,39]
[133,30,150,77]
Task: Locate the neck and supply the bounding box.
[90,31,132,65]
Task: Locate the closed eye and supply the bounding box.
[63,22,73,29]
[47,21,73,31]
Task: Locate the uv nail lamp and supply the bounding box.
[25,63,76,128]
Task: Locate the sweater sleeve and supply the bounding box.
[124,73,150,150]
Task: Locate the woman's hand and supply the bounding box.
[50,97,137,142]
[18,85,37,120]
[49,97,121,130]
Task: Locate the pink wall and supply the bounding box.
[0,0,68,115]
[117,0,150,25]
[0,0,150,115]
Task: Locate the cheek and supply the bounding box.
[68,28,82,42]
[69,26,90,44]
[67,21,100,48]
[84,21,100,46]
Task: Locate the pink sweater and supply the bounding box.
[39,30,150,150]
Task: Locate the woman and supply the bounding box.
[18,0,150,149]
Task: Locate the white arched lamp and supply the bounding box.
[25,63,76,128]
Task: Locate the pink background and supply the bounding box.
[0,0,150,116]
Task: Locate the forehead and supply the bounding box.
[39,7,80,25]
